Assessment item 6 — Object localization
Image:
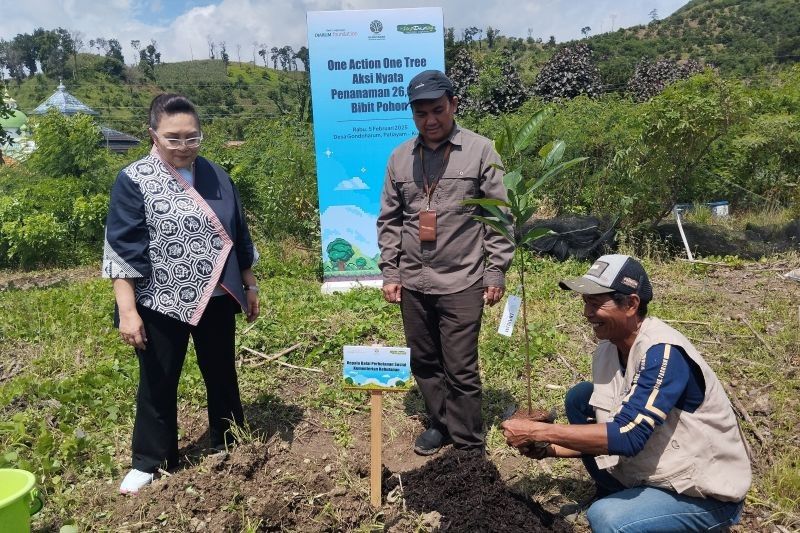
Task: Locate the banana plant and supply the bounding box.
[465,109,588,414]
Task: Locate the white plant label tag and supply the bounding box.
[498,295,522,337]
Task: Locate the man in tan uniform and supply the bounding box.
[501,254,751,530]
[377,70,513,455]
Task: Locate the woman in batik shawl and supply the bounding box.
[103,94,259,494]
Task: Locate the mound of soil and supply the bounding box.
[384,449,570,532]
[657,219,800,259]
[107,440,373,532]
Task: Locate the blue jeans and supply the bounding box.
[564,381,744,532]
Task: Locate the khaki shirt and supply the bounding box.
[377,125,514,294]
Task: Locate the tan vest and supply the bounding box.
[590,317,751,502]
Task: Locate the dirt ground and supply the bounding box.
[9,258,799,532]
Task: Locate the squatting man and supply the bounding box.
[501,254,751,532]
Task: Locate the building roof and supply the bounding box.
[1,88,28,130]
[100,126,140,153]
[32,82,98,116]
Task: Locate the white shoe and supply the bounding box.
[119,469,154,494]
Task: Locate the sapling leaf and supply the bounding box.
[513,108,550,153]
[541,140,566,170]
[471,216,512,240]
[520,227,554,246]
[481,204,512,226]
[462,198,509,208]
[502,169,523,191]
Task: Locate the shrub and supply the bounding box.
[2,213,68,269]
[532,44,603,101]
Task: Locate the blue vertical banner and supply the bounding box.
[307,8,444,292]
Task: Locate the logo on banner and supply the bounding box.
[368,20,386,41]
[314,28,358,39]
[397,24,436,34]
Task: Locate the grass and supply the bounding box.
[0,239,798,530]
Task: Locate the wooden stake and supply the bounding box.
[370,390,383,508]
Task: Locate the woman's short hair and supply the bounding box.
[148,93,199,130]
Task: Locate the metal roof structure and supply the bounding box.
[99,126,141,153]
[32,82,99,116]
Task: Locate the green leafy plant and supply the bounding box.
[464,108,587,412]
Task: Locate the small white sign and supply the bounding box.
[343,345,411,390]
[498,295,522,337]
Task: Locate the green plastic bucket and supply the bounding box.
[0,469,43,533]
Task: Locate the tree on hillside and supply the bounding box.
[258,45,268,68]
[533,43,602,100]
[486,27,500,49]
[581,26,592,37]
[475,49,529,114]
[130,40,141,65]
[462,26,480,48]
[219,41,229,67]
[616,73,747,226]
[294,46,309,71]
[626,58,703,102]
[104,39,125,78]
[448,48,479,112]
[3,40,27,83]
[89,37,108,54]
[207,37,216,60]
[9,33,38,78]
[0,40,8,81]
[269,47,279,69]
[69,29,84,79]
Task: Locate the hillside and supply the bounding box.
[4,0,798,134]
[583,0,800,86]
[8,55,292,135]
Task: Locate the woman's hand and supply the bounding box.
[113,278,147,350]
[119,310,148,350]
[241,269,260,323]
[245,288,260,322]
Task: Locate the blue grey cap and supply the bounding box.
[407,70,453,103]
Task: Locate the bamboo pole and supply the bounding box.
[370,390,383,508]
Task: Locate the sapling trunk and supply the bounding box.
[516,247,533,414]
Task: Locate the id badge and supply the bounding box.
[419,210,437,241]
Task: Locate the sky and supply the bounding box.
[0,0,691,64]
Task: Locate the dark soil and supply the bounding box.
[657,220,800,259]
[105,439,374,532]
[384,448,571,532]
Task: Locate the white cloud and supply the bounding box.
[2,1,690,64]
[320,204,378,259]
[335,176,369,191]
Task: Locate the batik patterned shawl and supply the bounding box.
[103,147,233,325]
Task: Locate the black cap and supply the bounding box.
[407,70,453,103]
[559,254,653,304]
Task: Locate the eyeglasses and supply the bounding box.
[151,129,203,149]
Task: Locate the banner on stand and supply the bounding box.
[307,8,444,293]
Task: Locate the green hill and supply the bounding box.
[8,55,293,135]
[582,0,800,86]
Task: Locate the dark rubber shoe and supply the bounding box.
[413,428,452,456]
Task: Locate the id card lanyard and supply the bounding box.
[418,143,452,242]
[419,142,452,209]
